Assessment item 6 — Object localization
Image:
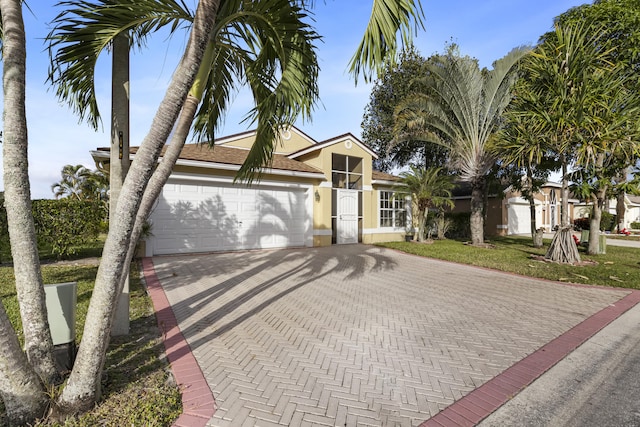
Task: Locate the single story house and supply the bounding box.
[92,127,410,256]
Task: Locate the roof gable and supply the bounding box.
[214,126,317,155]
[288,133,378,160]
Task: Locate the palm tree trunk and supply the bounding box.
[110,32,131,337]
[560,159,570,228]
[437,213,445,239]
[588,189,608,256]
[616,167,628,232]
[416,207,426,242]
[470,180,484,245]
[0,0,57,386]
[56,0,221,415]
[545,157,580,263]
[0,304,47,424]
[0,1,50,410]
[616,191,626,232]
[587,154,607,255]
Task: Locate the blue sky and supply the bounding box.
[2,0,588,199]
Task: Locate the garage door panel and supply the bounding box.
[149,180,309,255]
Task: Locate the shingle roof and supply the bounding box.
[99,144,323,174]
[372,170,399,181]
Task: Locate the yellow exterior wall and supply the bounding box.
[221,129,314,154]
[301,136,405,246]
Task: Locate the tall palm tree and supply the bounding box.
[393,45,529,245]
[395,166,454,242]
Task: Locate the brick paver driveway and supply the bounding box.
[149,244,629,426]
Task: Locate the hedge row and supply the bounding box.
[0,199,104,261]
[573,212,617,232]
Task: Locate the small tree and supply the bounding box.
[395,166,454,242]
[362,46,449,171]
[496,108,560,245]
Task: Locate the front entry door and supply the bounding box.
[337,189,358,244]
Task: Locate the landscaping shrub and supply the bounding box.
[32,199,103,259]
[444,212,471,240]
[573,214,616,232]
[600,211,616,232]
[573,217,590,231]
[632,222,640,230]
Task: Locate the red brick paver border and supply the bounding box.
[142,257,216,427]
[421,290,640,426]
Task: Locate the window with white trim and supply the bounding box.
[379,191,406,227]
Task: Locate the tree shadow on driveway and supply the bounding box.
[150,244,398,357]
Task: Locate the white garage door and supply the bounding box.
[507,202,542,235]
[148,178,310,255]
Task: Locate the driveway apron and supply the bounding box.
[148,244,630,426]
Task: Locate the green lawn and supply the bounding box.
[0,262,181,426]
[378,235,640,289]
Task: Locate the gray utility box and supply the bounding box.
[579,230,607,254]
[44,282,77,373]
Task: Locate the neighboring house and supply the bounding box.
[575,194,640,230]
[92,127,409,256]
[452,182,578,236]
[624,196,640,228]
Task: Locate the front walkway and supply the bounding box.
[144,244,634,426]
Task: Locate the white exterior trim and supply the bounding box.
[167,171,314,190]
[289,134,378,159]
[362,227,407,235]
[371,179,398,186]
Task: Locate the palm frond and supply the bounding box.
[47,0,194,129]
[192,0,320,183]
[349,0,424,83]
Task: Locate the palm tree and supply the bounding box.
[51,164,92,199]
[496,102,560,244]
[393,45,529,246]
[396,166,454,242]
[0,0,425,422]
